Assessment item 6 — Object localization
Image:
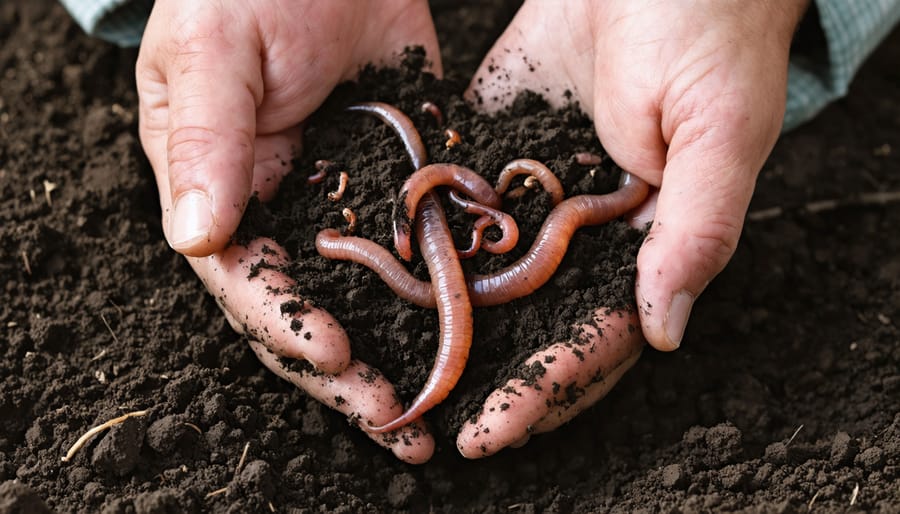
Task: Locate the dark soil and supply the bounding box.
[1,1,898,513]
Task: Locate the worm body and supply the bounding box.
[467,173,649,304]
[366,192,473,433]
[320,174,649,308]
[394,163,502,261]
[346,102,427,170]
[495,159,565,206]
[447,190,519,257]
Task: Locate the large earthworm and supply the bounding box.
[346,102,427,170]
[467,172,649,304]
[366,192,472,433]
[394,163,502,261]
[319,173,649,308]
[495,158,565,206]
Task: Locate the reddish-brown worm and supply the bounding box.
[346,102,427,170]
[307,159,332,184]
[495,158,565,206]
[447,190,519,257]
[328,171,349,202]
[421,101,444,126]
[575,152,603,166]
[444,129,462,149]
[319,173,649,308]
[394,163,502,261]
[365,192,473,433]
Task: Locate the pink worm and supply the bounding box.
[318,173,649,307]
[364,192,472,433]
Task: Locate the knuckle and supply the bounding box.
[166,125,218,173]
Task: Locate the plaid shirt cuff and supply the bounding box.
[785,0,900,131]
[58,0,153,48]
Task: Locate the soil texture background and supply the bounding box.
[1,1,899,512]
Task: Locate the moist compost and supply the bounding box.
[1,1,898,513]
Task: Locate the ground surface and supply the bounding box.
[1,1,899,513]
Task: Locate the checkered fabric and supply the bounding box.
[58,0,152,48]
[59,0,900,130]
[786,0,900,130]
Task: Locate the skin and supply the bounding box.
[458,0,811,456]
[136,0,441,463]
[137,0,811,461]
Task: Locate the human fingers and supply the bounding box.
[249,342,435,464]
[456,309,642,458]
[187,238,350,374]
[137,3,264,257]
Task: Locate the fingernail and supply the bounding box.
[169,190,213,250]
[664,290,694,349]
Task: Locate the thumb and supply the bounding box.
[635,121,761,351]
[161,21,263,256]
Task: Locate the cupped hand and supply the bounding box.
[458,0,809,456]
[136,0,442,463]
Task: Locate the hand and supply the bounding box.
[457,0,809,456]
[136,0,443,463]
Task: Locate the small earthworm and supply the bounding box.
[394,163,502,261]
[346,102,427,170]
[575,152,603,166]
[444,129,462,149]
[366,192,473,433]
[421,101,444,126]
[307,159,332,184]
[495,159,565,205]
[328,171,349,202]
[320,173,649,308]
[341,208,357,235]
[447,190,519,257]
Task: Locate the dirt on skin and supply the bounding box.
[1,1,898,513]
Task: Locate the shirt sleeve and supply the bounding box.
[785,0,900,131]
[58,0,153,48]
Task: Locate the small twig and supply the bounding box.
[20,251,32,275]
[43,180,58,206]
[235,442,250,476]
[268,501,276,512]
[181,422,202,435]
[205,487,228,499]
[849,483,859,506]
[99,313,120,345]
[747,190,900,222]
[61,409,149,462]
[90,348,108,362]
[808,489,821,511]
[787,424,804,446]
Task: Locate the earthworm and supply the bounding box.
[421,101,444,126]
[321,173,649,308]
[467,172,649,304]
[307,159,332,184]
[366,192,472,433]
[575,152,603,166]
[444,129,462,149]
[394,163,502,261]
[447,190,519,257]
[328,171,349,202]
[346,102,427,170]
[341,208,357,235]
[504,176,539,201]
[495,158,565,205]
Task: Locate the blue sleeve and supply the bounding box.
[58,0,153,48]
[785,0,900,131]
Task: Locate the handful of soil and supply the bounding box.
[238,50,645,441]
